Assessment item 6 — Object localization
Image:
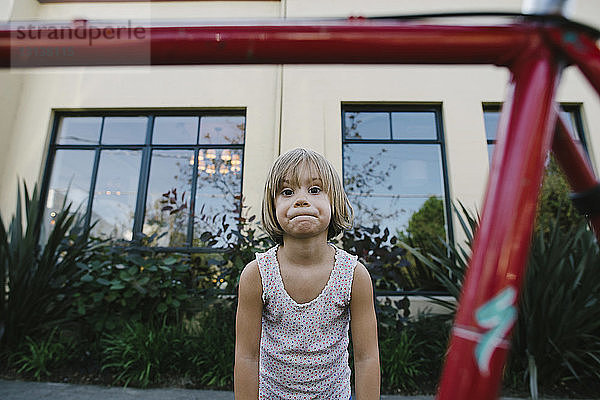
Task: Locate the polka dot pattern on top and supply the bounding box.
[256,244,357,399]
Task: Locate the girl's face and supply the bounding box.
[274,165,332,241]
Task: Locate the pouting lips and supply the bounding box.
[290,213,318,220]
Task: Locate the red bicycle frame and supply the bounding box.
[1,14,599,400]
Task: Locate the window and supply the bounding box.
[42,110,245,249]
[483,104,588,163]
[342,104,453,247]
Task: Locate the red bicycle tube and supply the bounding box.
[436,46,562,400]
[545,26,600,99]
[552,113,600,241]
[0,21,532,68]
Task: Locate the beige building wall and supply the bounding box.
[0,0,599,247]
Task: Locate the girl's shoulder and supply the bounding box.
[331,245,359,267]
[254,245,278,266]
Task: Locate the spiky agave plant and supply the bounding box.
[512,219,600,396]
[0,181,94,352]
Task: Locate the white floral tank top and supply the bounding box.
[255,244,358,399]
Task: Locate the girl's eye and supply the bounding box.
[309,186,322,194]
[281,188,294,196]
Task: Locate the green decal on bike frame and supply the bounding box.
[475,286,517,375]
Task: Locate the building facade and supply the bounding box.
[1,0,599,252]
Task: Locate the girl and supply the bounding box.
[234,148,380,399]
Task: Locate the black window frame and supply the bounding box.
[341,102,455,258]
[40,109,246,253]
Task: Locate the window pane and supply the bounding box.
[143,150,195,247]
[483,109,501,141]
[488,143,495,165]
[193,149,243,247]
[152,116,199,145]
[343,143,445,236]
[344,112,390,140]
[101,116,147,144]
[558,109,580,141]
[56,117,102,145]
[90,150,142,240]
[199,116,245,144]
[391,111,437,140]
[42,149,95,238]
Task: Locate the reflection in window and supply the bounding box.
[43,111,245,249]
[342,106,450,240]
[483,104,588,164]
[42,149,95,239]
[193,148,243,247]
[152,116,198,145]
[101,117,148,144]
[91,150,142,241]
[56,117,102,145]
[344,112,390,140]
[342,106,451,292]
[199,116,245,144]
[143,150,195,247]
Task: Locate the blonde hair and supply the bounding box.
[262,148,354,244]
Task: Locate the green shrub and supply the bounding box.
[186,298,236,389]
[101,319,184,388]
[10,327,76,381]
[340,225,416,292]
[72,245,195,335]
[380,328,423,393]
[378,312,450,394]
[0,182,94,352]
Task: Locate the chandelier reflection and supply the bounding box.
[189,149,241,175]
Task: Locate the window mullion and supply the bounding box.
[84,117,105,230]
[132,115,154,242]
[436,108,455,247]
[187,148,200,246]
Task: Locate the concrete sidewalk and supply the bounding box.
[0,379,540,400]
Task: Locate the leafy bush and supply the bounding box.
[72,245,195,335]
[98,297,236,390]
[340,225,415,292]
[200,214,273,297]
[0,182,94,352]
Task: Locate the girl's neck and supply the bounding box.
[279,234,334,267]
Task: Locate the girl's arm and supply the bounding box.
[350,262,381,400]
[234,260,263,400]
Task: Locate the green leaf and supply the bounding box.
[163,257,178,266]
[137,276,150,286]
[156,303,168,313]
[110,283,126,290]
[81,274,94,283]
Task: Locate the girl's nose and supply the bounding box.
[294,196,309,207]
